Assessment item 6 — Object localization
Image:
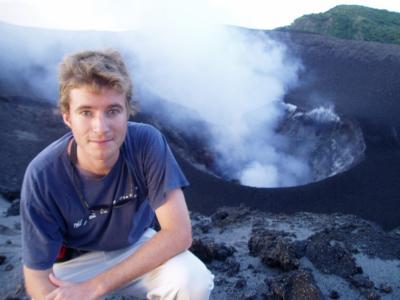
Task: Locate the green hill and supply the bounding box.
[284,5,400,45]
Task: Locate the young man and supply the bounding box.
[20,50,214,300]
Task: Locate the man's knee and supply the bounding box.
[176,256,214,294]
[153,251,214,299]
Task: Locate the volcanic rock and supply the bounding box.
[305,229,360,278]
[266,269,324,300]
[248,228,302,271]
[190,238,235,264]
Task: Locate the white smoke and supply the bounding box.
[241,162,279,188]
[0,0,310,187]
[303,105,341,123]
[120,1,307,187]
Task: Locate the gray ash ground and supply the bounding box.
[2,197,399,300]
[190,206,400,300]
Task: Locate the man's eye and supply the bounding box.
[81,111,92,117]
[107,109,121,116]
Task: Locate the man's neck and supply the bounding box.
[68,139,119,176]
[76,163,107,179]
[76,150,118,177]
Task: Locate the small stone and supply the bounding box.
[212,210,229,222]
[379,283,392,293]
[225,257,240,276]
[0,225,12,234]
[329,290,340,299]
[356,266,363,274]
[200,224,210,233]
[215,277,227,286]
[6,198,20,216]
[15,283,23,293]
[234,278,247,288]
[363,290,381,300]
[243,293,256,300]
[5,264,13,271]
[214,244,236,261]
[350,274,374,288]
[14,222,21,230]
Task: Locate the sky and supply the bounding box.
[0,0,399,31]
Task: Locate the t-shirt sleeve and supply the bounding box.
[20,166,63,270]
[139,125,189,210]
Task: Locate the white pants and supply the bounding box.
[53,228,214,300]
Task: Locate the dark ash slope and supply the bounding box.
[1,29,400,230]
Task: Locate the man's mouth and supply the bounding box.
[90,138,112,144]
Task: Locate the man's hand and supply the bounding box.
[45,273,100,300]
[82,188,192,296]
[23,266,55,300]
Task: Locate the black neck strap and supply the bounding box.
[69,139,89,210]
[70,139,78,165]
[68,139,136,213]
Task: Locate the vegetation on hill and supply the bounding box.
[284,5,400,45]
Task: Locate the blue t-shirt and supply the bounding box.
[21,122,189,270]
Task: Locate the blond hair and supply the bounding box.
[58,49,137,115]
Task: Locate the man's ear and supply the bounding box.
[62,112,71,128]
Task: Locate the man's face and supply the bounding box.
[62,86,128,172]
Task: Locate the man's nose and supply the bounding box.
[92,113,108,134]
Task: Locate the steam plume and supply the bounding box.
[122,1,308,187]
[0,0,309,187]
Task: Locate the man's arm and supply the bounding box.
[45,188,192,300]
[23,266,56,300]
